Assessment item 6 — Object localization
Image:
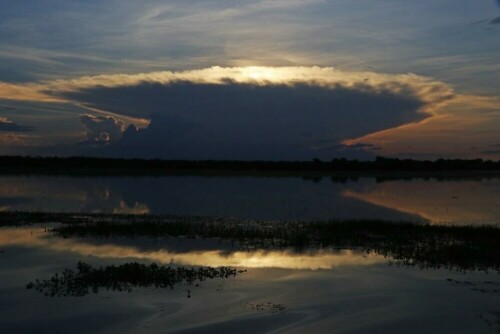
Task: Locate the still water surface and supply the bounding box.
[0,226,498,333]
[1,175,499,224]
[1,174,499,332]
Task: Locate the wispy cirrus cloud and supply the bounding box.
[1,0,498,95]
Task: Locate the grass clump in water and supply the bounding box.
[26,261,245,297]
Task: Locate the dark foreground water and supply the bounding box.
[1,174,500,224]
[0,225,499,333]
[0,174,499,333]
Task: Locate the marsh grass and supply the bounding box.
[2,211,499,272]
[58,221,500,271]
[26,261,245,297]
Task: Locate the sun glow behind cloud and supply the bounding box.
[0,66,498,159]
[0,66,454,109]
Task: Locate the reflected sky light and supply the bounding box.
[344,179,500,224]
[0,175,419,221]
[0,227,385,270]
[2,175,499,224]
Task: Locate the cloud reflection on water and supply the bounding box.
[344,178,500,225]
[1,175,499,224]
[0,227,384,270]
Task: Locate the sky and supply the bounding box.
[0,0,499,160]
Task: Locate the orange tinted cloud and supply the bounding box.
[2,67,499,158]
[0,66,454,111]
[343,95,500,159]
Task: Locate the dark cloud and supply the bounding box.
[481,143,500,155]
[481,149,500,155]
[0,117,34,132]
[491,16,500,24]
[60,81,427,159]
[79,114,125,145]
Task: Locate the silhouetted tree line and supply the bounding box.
[0,155,499,174]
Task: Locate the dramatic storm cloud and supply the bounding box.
[68,83,427,159]
[0,67,454,159]
[0,1,498,159]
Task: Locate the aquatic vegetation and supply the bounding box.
[2,212,499,272]
[50,216,500,272]
[26,261,245,297]
[446,279,500,296]
[247,302,287,314]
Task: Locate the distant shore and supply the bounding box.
[1,156,499,176]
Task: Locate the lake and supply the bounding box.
[1,174,499,224]
[0,174,499,333]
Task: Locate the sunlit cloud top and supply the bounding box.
[0,0,499,159]
[0,66,454,110]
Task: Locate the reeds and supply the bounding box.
[26,261,245,297]
[3,211,499,272]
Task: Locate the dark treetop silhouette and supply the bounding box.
[0,156,499,175]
